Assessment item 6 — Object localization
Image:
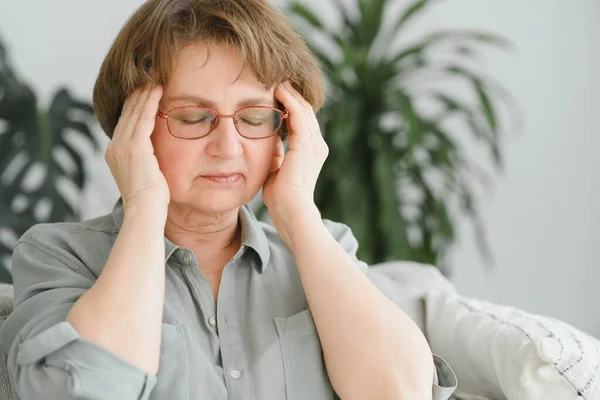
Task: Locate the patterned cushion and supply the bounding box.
[426,291,600,400]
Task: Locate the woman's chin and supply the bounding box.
[183,192,251,214]
[169,180,258,213]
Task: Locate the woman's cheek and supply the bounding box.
[256,143,277,181]
[157,146,195,192]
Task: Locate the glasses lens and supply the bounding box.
[235,107,283,138]
[168,107,217,138]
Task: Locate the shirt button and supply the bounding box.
[208,316,217,327]
[183,253,193,264]
[230,369,242,380]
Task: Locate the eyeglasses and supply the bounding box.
[156,105,288,140]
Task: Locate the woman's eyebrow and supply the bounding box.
[165,94,275,108]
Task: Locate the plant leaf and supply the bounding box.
[391,0,431,35]
[284,0,516,272]
[289,2,324,30]
[0,40,98,282]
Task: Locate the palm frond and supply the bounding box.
[284,0,517,272]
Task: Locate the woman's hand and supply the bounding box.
[262,81,328,240]
[104,84,170,214]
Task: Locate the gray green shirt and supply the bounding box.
[0,198,456,399]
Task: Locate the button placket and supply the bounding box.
[217,263,249,397]
[182,252,193,265]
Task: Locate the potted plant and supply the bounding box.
[285,0,517,272]
[0,36,98,283]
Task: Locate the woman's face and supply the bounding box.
[152,42,279,214]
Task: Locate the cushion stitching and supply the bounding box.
[454,297,596,399]
[578,347,600,396]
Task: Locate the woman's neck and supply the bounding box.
[163,203,242,265]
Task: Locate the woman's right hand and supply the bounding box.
[104,84,170,214]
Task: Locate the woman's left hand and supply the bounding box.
[262,80,328,230]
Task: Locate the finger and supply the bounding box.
[122,84,152,118]
[112,86,146,141]
[120,85,150,138]
[131,84,163,139]
[124,84,155,138]
[121,86,144,115]
[281,81,321,138]
[140,84,163,138]
[275,83,311,142]
[283,81,313,112]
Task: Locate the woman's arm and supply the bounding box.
[280,206,435,400]
[266,81,436,399]
[1,221,163,400]
[66,204,166,375]
[66,84,168,375]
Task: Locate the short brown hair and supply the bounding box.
[93,0,325,138]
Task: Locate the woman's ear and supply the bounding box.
[141,55,161,83]
[143,57,152,72]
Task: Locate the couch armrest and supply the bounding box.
[367,261,456,333]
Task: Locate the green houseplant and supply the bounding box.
[286,0,516,272]
[0,36,98,283]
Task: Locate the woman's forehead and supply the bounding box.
[164,42,275,106]
[170,43,263,86]
[162,92,276,110]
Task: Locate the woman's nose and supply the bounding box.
[206,117,243,159]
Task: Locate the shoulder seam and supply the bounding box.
[14,239,96,282]
[31,218,117,240]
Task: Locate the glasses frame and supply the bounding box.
[156,105,289,140]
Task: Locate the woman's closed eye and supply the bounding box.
[174,111,215,126]
[238,116,269,127]
[236,109,274,127]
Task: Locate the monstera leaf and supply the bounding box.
[0,37,98,283]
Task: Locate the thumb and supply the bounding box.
[270,136,285,172]
[262,169,278,204]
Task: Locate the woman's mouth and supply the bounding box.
[200,173,243,184]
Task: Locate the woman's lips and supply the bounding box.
[200,173,243,184]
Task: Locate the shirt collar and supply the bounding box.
[111,198,270,271]
[238,204,271,272]
[111,198,179,262]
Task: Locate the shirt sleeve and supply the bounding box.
[322,219,369,274]
[0,225,157,400]
[333,354,456,400]
[432,354,457,399]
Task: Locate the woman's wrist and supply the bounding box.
[123,202,168,228]
[271,202,323,251]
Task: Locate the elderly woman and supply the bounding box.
[0,0,456,399]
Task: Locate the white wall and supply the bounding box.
[1,1,598,336]
[414,0,600,338]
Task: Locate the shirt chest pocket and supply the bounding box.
[274,309,336,400]
[151,323,190,400]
